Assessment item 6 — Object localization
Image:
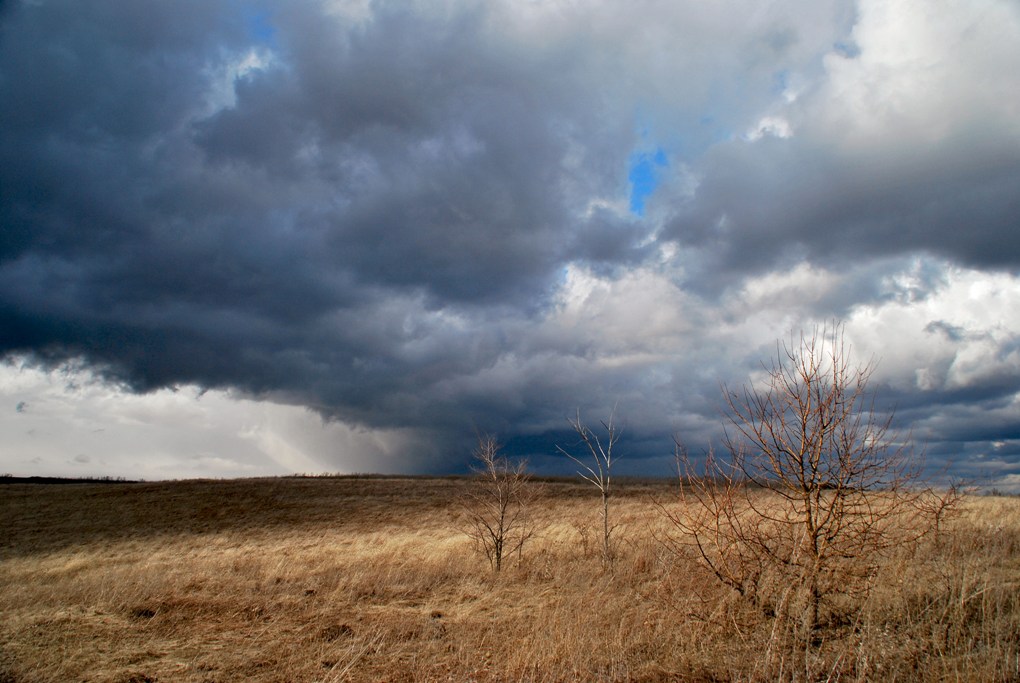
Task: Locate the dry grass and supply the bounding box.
[1,476,1018,682]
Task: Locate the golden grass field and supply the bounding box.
[2,476,1019,682]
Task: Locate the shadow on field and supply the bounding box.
[1,476,669,559]
[0,476,470,558]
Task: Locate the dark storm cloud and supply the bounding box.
[0,2,641,385]
[656,0,1020,294]
[2,0,1019,479]
[663,134,1020,293]
[186,2,648,306]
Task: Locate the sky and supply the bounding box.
[2,0,1019,487]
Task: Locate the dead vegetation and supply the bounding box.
[669,325,961,680]
[557,409,622,569]
[1,476,1016,682]
[461,435,537,572]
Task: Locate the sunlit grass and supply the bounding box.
[1,477,1018,681]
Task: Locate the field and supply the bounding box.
[2,476,1019,682]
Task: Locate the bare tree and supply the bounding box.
[558,408,620,568]
[462,435,536,572]
[668,324,958,647]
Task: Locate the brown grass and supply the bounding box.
[1,477,1018,682]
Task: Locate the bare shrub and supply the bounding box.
[461,435,536,572]
[4,476,1016,681]
[667,324,959,676]
[558,408,621,568]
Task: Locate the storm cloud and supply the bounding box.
[2,0,1019,483]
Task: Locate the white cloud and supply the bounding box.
[845,262,1020,393]
[201,47,277,116]
[744,116,793,141]
[810,0,1020,148]
[0,361,419,479]
[2,0,1019,484]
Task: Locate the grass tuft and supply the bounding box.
[1,477,1017,681]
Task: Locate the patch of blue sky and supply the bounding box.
[245,8,277,47]
[833,40,861,58]
[772,69,789,95]
[628,147,668,217]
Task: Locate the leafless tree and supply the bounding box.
[558,408,620,568]
[668,324,958,649]
[462,435,536,572]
